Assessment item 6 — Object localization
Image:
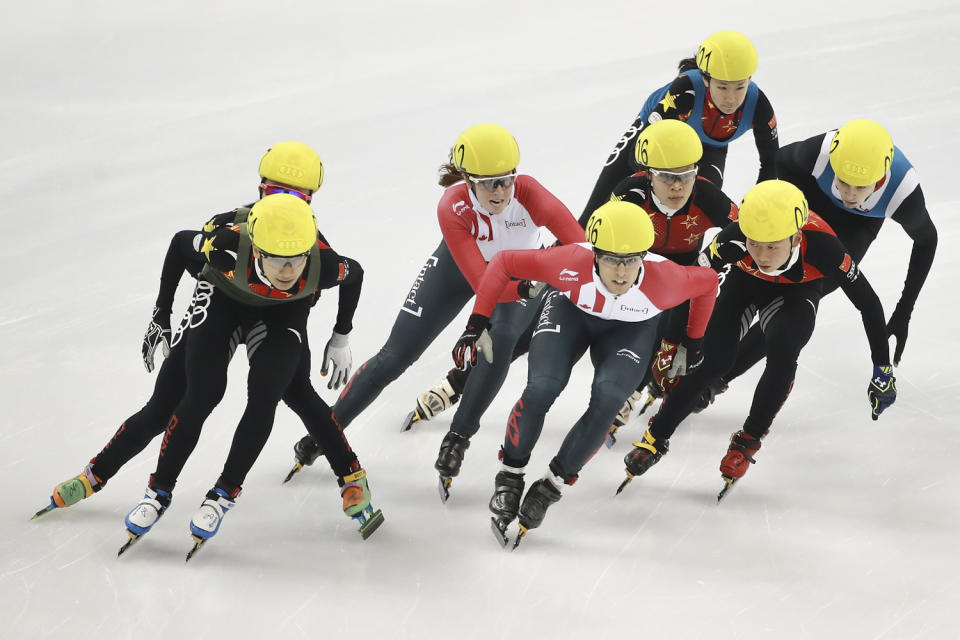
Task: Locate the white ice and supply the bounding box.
[1,2,958,638]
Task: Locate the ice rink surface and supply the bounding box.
[1,2,958,638]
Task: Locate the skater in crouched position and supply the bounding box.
[450,200,718,547]
[287,124,584,500]
[582,29,778,219]
[119,193,377,556]
[38,144,379,544]
[591,119,738,440]
[618,180,898,500]
[697,119,937,412]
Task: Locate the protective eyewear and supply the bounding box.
[466,173,517,191]
[259,251,309,270]
[596,251,646,268]
[649,167,698,185]
[261,182,312,203]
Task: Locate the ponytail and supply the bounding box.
[677,56,698,74]
[438,160,466,188]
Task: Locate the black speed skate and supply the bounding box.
[512,477,562,549]
[488,470,525,547]
[282,435,324,484]
[616,429,669,494]
[435,431,470,503]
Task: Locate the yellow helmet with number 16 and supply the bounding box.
[586,201,655,254]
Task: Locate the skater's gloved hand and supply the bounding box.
[668,336,704,378]
[651,339,680,395]
[141,306,172,373]
[886,303,912,366]
[867,365,897,421]
[452,313,493,370]
[517,280,547,299]
[321,331,352,390]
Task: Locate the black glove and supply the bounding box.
[886,303,912,366]
[517,280,547,299]
[868,365,897,421]
[141,306,172,373]
[452,314,493,370]
[667,336,704,378]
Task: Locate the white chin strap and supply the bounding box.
[651,192,681,216]
[758,243,801,276]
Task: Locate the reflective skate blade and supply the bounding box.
[185,535,207,562]
[637,392,656,416]
[282,462,303,484]
[355,508,385,540]
[615,472,634,495]
[400,409,423,432]
[117,530,142,557]
[717,476,738,502]
[490,517,510,548]
[604,427,618,449]
[32,499,58,519]
[438,476,452,503]
[511,525,529,550]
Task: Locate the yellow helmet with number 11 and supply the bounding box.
[696,31,758,81]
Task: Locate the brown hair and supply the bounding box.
[438,158,466,188]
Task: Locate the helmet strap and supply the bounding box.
[757,241,801,276]
[651,191,683,217]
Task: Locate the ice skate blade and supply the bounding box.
[117,530,141,557]
[185,534,207,562]
[400,409,423,432]
[490,517,510,548]
[717,476,738,502]
[32,499,57,519]
[438,476,452,503]
[637,392,656,416]
[282,461,303,484]
[615,472,634,495]
[511,525,529,550]
[604,427,618,449]
[355,508,384,540]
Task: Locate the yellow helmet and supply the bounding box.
[451,124,520,176]
[259,141,324,192]
[696,31,758,81]
[635,120,703,169]
[738,180,809,242]
[585,201,655,254]
[829,119,894,186]
[247,193,318,256]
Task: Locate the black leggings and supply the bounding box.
[150,284,310,492]
[723,214,883,386]
[90,306,357,485]
[649,269,822,441]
